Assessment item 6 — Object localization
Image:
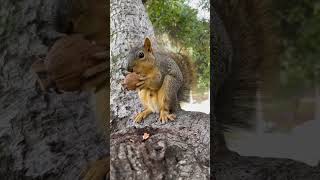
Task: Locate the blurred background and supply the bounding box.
[227,0,320,166]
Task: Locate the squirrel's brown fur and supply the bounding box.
[169,53,196,102]
[126,38,195,123]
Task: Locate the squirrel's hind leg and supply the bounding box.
[134,108,152,123]
[158,75,179,123]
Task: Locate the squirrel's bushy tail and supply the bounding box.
[214,0,279,130]
[170,53,196,102]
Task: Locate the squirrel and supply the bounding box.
[124,37,195,123]
[212,0,279,155]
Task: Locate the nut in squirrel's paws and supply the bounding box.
[159,111,176,123]
[122,72,140,90]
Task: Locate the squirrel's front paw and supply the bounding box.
[134,109,152,123]
[159,111,176,123]
[136,76,148,89]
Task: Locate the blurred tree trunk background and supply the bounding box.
[0,1,107,179]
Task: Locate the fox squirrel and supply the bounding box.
[212,0,279,155]
[123,38,195,123]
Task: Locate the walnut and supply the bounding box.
[122,72,140,91]
[32,34,107,92]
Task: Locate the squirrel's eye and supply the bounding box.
[137,51,144,58]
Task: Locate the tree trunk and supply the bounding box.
[110,0,210,179]
[0,1,107,179]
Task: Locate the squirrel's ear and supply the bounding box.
[144,37,152,52]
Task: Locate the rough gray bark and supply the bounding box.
[110,0,156,122]
[0,1,107,179]
[110,111,210,180]
[110,0,210,179]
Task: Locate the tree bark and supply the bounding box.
[0,1,107,179]
[110,0,210,179]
